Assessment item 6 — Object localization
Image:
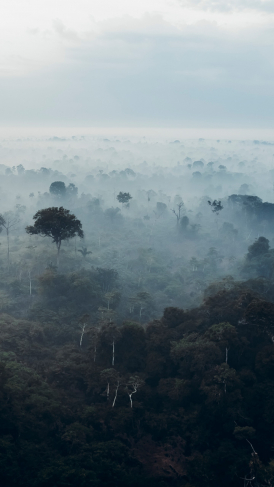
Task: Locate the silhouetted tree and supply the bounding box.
[49,181,66,198]
[116,192,132,206]
[78,247,92,259]
[208,199,224,214]
[26,207,84,266]
[171,201,184,225]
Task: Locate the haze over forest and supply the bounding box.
[2,0,274,486]
[0,133,274,486]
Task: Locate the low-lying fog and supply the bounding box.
[0,133,274,323]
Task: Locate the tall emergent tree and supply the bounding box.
[26,207,84,266]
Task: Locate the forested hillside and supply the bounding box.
[1,137,274,486]
[1,278,274,486]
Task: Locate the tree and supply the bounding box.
[100,323,121,366]
[105,207,121,223]
[66,183,78,199]
[247,236,270,260]
[0,212,20,273]
[96,268,118,293]
[116,192,132,206]
[78,247,92,259]
[133,291,152,321]
[79,314,90,347]
[49,181,66,198]
[208,199,224,214]
[125,375,143,408]
[100,368,121,407]
[171,201,184,225]
[26,207,84,267]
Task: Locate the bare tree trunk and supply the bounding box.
[128,388,138,408]
[80,324,86,347]
[112,340,115,366]
[112,380,120,407]
[129,392,133,408]
[57,241,61,267]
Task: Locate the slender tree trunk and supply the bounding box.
[129,393,133,408]
[128,388,137,408]
[106,382,109,401]
[112,380,120,407]
[112,340,115,366]
[80,324,86,347]
[57,241,61,267]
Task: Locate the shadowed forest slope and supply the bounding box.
[1,280,274,486]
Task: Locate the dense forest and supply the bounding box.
[1,136,274,486]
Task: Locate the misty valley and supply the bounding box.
[1,135,274,486]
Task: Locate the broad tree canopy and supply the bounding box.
[26,206,84,251]
[49,181,66,198]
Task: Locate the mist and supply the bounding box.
[0,133,273,319]
[2,0,274,485]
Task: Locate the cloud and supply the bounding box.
[177,0,274,13]
[52,19,80,42]
[0,7,273,126]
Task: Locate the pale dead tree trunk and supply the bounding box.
[240,440,258,487]
[126,377,143,408]
[112,339,115,366]
[128,388,137,408]
[112,380,120,407]
[106,382,110,401]
[80,324,86,347]
[226,347,229,364]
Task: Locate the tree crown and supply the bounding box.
[26,207,84,246]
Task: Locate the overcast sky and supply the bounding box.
[1,0,274,129]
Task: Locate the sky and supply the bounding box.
[0,0,274,130]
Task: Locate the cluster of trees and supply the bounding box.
[2,137,274,485]
[2,279,274,486]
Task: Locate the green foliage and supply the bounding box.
[2,283,274,486]
[26,206,84,250]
